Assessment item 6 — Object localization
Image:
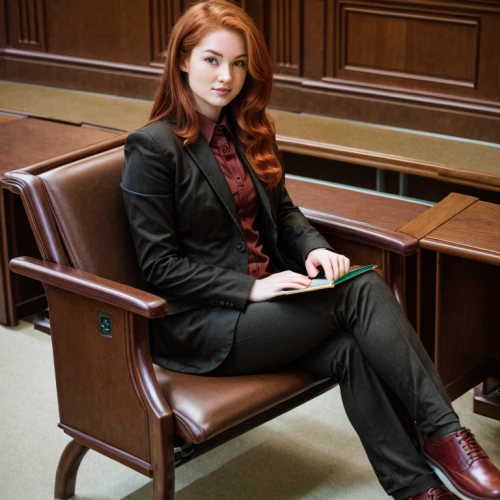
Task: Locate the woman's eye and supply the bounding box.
[206,57,218,65]
[234,60,246,67]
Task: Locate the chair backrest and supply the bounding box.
[6,144,145,289]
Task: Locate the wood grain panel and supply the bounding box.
[435,254,498,388]
[5,0,46,50]
[0,0,7,48]
[150,0,183,65]
[49,287,150,462]
[303,0,325,79]
[241,0,266,33]
[42,0,150,65]
[324,0,500,101]
[150,0,265,65]
[341,7,479,87]
[269,0,301,75]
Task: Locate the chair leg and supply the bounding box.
[54,439,89,500]
[152,459,176,500]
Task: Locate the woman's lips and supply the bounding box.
[214,88,231,96]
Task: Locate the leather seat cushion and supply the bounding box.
[154,365,330,444]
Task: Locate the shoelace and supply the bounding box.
[428,486,456,499]
[456,428,488,463]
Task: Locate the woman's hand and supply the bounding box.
[248,271,312,302]
[305,249,350,282]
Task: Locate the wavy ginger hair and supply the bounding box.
[149,0,282,188]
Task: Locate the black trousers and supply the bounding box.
[210,271,461,500]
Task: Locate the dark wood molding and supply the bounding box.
[268,0,302,76]
[150,0,183,65]
[6,0,46,51]
[271,82,500,143]
[369,0,500,15]
[0,0,7,47]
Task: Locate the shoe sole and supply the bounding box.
[426,458,500,500]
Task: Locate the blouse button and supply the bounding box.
[221,147,228,153]
[238,209,245,216]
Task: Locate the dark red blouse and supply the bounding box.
[198,113,271,279]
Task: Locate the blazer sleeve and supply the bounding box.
[121,129,256,310]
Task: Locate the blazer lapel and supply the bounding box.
[233,139,277,229]
[186,136,244,237]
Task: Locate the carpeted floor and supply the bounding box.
[1,322,499,500]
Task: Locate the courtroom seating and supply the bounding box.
[0,116,118,326]
[1,139,331,499]
[1,133,433,499]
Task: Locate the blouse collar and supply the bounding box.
[197,109,233,144]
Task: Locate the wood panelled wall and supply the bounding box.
[1,0,500,141]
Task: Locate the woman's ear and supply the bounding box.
[179,59,188,72]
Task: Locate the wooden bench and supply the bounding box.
[270,110,500,199]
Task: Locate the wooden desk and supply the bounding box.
[0,118,116,325]
[419,200,500,415]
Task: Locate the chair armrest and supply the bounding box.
[10,256,168,319]
[302,209,420,256]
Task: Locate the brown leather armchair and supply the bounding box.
[3,135,419,499]
[3,136,338,500]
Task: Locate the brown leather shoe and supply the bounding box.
[408,485,459,499]
[422,428,500,499]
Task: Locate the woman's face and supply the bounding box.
[181,29,248,122]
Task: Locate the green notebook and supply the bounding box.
[273,264,378,297]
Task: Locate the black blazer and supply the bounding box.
[121,119,332,373]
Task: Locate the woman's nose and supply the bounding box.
[218,65,232,82]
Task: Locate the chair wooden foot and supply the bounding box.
[152,469,175,500]
[54,439,89,499]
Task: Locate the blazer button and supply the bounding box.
[236,243,246,252]
[211,300,218,306]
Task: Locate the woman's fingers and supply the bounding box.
[305,259,319,278]
[276,281,310,290]
[273,271,311,284]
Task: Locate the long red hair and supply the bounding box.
[149,0,282,188]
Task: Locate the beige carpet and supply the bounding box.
[1,322,499,500]
[0,81,499,177]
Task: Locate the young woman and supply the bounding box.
[121,1,500,499]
